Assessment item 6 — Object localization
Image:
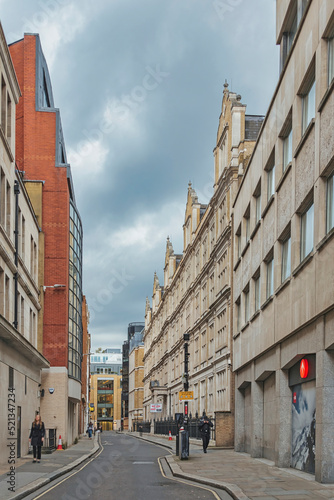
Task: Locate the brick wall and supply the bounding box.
[9,35,70,368]
[215,411,235,447]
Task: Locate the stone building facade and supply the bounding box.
[128,340,144,430]
[232,0,334,483]
[0,22,49,466]
[143,86,263,446]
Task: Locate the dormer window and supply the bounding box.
[42,71,51,108]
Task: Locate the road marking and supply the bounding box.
[133,461,154,464]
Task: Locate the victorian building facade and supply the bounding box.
[232,0,334,482]
[143,86,263,446]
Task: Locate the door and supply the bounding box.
[291,380,316,474]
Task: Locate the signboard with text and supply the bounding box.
[150,404,163,412]
[179,391,194,401]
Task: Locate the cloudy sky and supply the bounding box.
[1,0,279,351]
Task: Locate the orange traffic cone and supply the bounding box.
[57,435,63,450]
[168,430,172,441]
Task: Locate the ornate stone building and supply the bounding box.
[143,85,263,445]
[233,0,334,482]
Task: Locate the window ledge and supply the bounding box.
[233,330,240,340]
[241,240,250,257]
[261,295,273,311]
[316,226,334,252]
[292,252,313,278]
[234,257,241,271]
[262,195,275,219]
[318,77,334,113]
[249,310,260,322]
[294,119,315,158]
[241,321,249,332]
[276,277,291,296]
[250,220,261,240]
[277,162,292,193]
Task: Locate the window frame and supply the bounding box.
[300,202,314,261]
[302,79,315,134]
[326,173,334,234]
[281,236,291,282]
[266,255,274,300]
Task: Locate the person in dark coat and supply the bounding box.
[198,413,213,453]
[29,414,45,463]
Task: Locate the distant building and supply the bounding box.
[89,373,122,431]
[128,331,144,430]
[90,349,122,375]
[122,323,144,430]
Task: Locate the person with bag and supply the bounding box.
[198,413,213,453]
[29,414,45,463]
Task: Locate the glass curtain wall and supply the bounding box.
[69,202,83,381]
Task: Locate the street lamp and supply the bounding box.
[43,284,66,292]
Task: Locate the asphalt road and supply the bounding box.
[27,432,230,500]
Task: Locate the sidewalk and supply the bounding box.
[0,434,99,500]
[129,431,334,500]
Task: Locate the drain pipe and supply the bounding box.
[13,180,20,330]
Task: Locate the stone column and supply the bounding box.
[275,368,292,467]
[234,380,246,452]
[251,379,263,458]
[316,349,334,483]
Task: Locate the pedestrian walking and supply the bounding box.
[87,421,93,439]
[198,413,213,453]
[29,414,45,463]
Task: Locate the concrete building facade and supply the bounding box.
[232,0,334,483]
[143,87,263,446]
[9,33,84,447]
[0,22,49,466]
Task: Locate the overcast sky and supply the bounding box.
[1,0,279,351]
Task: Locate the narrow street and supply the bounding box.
[25,433,231,500]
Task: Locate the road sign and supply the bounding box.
[150,404,163,412]
[179,391,194,401]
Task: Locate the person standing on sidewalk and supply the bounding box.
[198,413,213,453]
[29,414,45,463]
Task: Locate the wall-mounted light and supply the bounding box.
[43,284,66,292]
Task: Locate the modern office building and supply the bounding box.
[89,373,122,431]
[9,33,84,446]
[232,0,334,482]
[0,22,49,465]
[90,348,122,375]
[143,86,263,445]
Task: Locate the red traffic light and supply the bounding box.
[300,359,309,379]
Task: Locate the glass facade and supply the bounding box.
[68,202,83,381]
[97,379,114,421]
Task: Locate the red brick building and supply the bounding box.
[9,34,84,445]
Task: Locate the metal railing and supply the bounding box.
[139,415,215,441]
[28,428,57,453]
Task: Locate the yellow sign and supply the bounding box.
[179,391,194,401]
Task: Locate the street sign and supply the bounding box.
[179,391,194,401]
[150,404,163,412]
